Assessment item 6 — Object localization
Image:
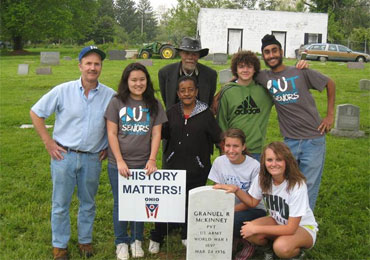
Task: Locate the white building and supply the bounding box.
[197,8,328,58]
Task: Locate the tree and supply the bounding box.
[115,0,140,34]
[90,16,116,44]
[137,0,158,42]
[303,0,370,42]
[0,0,98,50]
[88,0,116,44]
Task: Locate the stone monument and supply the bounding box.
[219,69,233,85]
[137,59,153,67]
[36,67,52,75]
[125,50,138,59]
[213,53,228,65]
[203,54,214,61]
[40,52,60,65]
[186,186,234,260]
[330,104,364,137]
[18,64,29,75]
[347,62,364,69]
[108,50,127,60]
[359,79,370,91]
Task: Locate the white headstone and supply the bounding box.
[213,53,228,65]
[40,52,60,65]
[219,69,233,84]
[18,64,29,75]
[125,49,138,59]
[186,186,234,260]
[330,104,364,137]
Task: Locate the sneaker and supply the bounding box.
[130,240,144,258]
[116,243,129,260]
[78,243,94,258]
[148,240,160,254]
[263,250,274,260]
[181,239,187,247]
[234,240,255,260]
[52,247,68,260]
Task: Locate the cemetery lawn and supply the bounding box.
[0,49,369,259]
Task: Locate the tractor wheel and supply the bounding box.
[140,51,151,59]
[160,46,176,59]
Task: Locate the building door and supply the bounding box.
[227,29,243,54]
[272,31,286,57]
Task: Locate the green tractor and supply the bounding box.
[138,42,176,59]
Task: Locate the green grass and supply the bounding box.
[1,48,369,259]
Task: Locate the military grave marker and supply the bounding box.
[186,186,234,260]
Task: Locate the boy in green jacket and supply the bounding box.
[216,51,273,161]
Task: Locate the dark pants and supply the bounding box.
[233,208,266,238]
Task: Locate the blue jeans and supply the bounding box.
[284,136,326,211]
[51,151,101,248]
[233,208,266,238]
[108,163,144,245]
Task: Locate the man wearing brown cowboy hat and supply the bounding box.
[158,36,217,109]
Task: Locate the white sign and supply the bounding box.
[118,169,186,222]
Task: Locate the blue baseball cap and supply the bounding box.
[79,46,106,62]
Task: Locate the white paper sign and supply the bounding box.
[118,169,186,222]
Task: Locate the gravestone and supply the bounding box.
[203,54,214,61]
[330,104,364,137]
[219,69,233,85]
[347,62,364,69]
[186,186,234,260]
[109,50,127,60]
[359,79,370,91]
[137,59,153,67]
[36,67,52,75]
[40,52,60,65]
[20,124,53,129]
[18,64,29,75]
[213,53,228,65]
[63,56,72,60]
[125,49,138,59]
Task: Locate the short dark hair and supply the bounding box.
[176,75,198,90]
[221,128,250,156]
[230,50,260,79]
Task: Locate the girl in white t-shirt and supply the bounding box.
[214,141,318,259]
[208,128,266,259]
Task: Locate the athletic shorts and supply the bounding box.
[302,225,318,248]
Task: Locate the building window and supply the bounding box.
[304,33,322,44]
